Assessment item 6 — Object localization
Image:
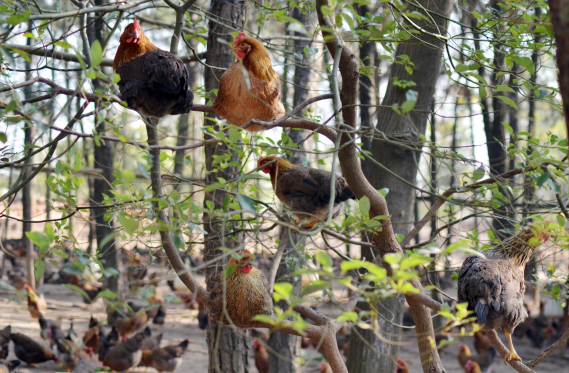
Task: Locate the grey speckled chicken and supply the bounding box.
[257,156,355,228]
[113,19,193,120]
[457,223,551,364]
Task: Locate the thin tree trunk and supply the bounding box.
[359,1,452,372]
[267,8,312,372]
[549,0,569,147]
[174,59,196,175]
[23,27,35,288]
[203,1,249,372]
[359,3,375,177]
[90,0,119,292]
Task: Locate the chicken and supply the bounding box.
[457,223,550,363]
[526,325,554,349]
[113,18,193,120]
[82,326,99,355]
[102,333,144,372]
[0,360,20,373]
[52,334,85,372]
[7,270,27,291]
[319,361,332,373]
[39,316,61,343]
[473,331,491,354]
[175,291,199,310]
[210,250,274,328]
[10,333,56,366]
[197,306,208,332]
[22,284,46,319]
[140,340,189,372]
[0,326,10,358]
[465,360,482,373]
[257,156,355,228]
[138,326,162,350]
[153,305,166,326]
[98,327,119,362]
[127,301,160,321]
[70,358,94,373]
[396,357,409,373]
[213,32,284,131]
[252,339,268,373]
[112,312,142,340]
[457,344,496,373]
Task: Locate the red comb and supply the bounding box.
[133,18,139,30]
[244,249,251,254]
[233,32,246,45]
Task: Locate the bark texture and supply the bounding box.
[203,1,249,372]
[548,0,569,151]
[358,1,452,372]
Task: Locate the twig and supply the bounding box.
[486,330,536,373]
[556,193,569,219]
[527,326,569,368]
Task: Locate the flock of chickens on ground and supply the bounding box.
[0,17,567,373]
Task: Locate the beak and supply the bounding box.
[229,47,236,53]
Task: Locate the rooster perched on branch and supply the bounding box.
[458,222,551,363]
[213,33,284,131]
[210,250,274,328]
[114,19,193,119]
[257,156,355,228]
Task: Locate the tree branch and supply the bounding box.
[527,326,569,368]
[485,330,536,373]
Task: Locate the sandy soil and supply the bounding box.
[1,283,567,373]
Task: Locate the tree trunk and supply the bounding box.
[23,29,35,288]
[359,3,375,177]
[548,0,569,146]
[203,1,249,372]
[356,2,452,372]
[90,0,119,292]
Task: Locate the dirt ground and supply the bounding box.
[1,283,568,373]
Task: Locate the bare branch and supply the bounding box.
[486,330,536,373]
[527,326,569,368]
[27,0,150,20]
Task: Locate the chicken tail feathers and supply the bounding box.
[335,187,355,203]
[475,302,488,324]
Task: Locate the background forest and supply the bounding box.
[0,0,569,372]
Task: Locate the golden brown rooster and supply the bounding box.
[113,19,193,119]
[23,284,46,319]
[257,156,355,228]
[458,222,551,363]
[210,250,274,328]
[213,33,284,131]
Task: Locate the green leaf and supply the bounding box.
[54,41,72,49]
[9,48,30,62]
[454,63,469,73]
[341,260,366,272]
[320,5,332,15]
[25,231,49,249]
[502,122,513,135]
[118,214,139,235]
[495,95,517,109]
[299,280,330,298]
[7,10,31,25]
[122,169,136,185]
[479,85,488,99]
[378,188,389,197]
[90,40,103,67]
[316,252,333,267]
[0,133,6,143]
[237,194,256,213]
[45,223,54,244]
[64,284,90,300]
[359,196,370,216]
[494,85,515,93]
[94,288,118,301]
[204,182,225,193]
[536,171,550,187]
[34,259,45,281]
[473,165,485,182]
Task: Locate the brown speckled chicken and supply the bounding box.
[458,223,551,363]
[213,33,284,131]
[23,284,46,319]
[140,340,188,372]
[210,250,274,328]
[114,19,193,119]
[258,156,355,228]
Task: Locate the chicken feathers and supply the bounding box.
[213,33,284,131]
[114,19,193,119]
[258,156,354,227]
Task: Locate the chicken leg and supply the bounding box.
[503,330,522,363]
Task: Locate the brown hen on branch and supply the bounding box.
[213,33,284,131]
